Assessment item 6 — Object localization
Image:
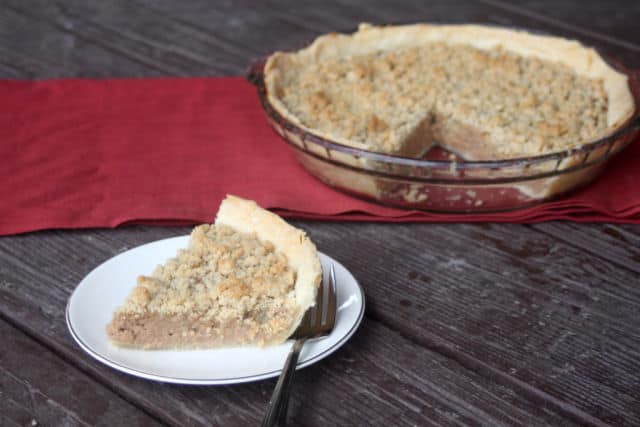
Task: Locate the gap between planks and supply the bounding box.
[363,309,611,427]
[0,266,583,426]
[0,310,173,427]
[476,0,640,52]
[529,223,640,275]
[3,3,211,76]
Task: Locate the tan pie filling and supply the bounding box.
[107,224,299,349]
[274,42,610,160]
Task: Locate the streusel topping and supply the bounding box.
[277,42,609,157]
[122,224,297,323]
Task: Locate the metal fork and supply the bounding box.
[260,263,337,427]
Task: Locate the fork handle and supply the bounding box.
[261,338,306,427]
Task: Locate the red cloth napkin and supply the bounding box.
[1,76,639,236]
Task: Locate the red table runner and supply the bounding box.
[1,76,639,236]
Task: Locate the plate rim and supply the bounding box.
[65,240,365,385]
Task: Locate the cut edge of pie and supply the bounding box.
[264,23,635,159]
[106,195,322,349]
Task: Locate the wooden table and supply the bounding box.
[1,1,639,425]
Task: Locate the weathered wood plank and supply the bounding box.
[483,0,640,52]
[301,221,640,426]
[1,399,33,427]
[4,0,638,81]
[531,223,640,274]
[0,6,170,78]
[0,318,163,426]
[476,0,640,67]
[0,226,588,426]
[3,0,270,76]
[1,0,639,425]
[4,3,209,76]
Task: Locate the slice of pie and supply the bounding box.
[264,23,634,161]
[107,195,322,349]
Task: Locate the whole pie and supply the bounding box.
[107,195,322,349]
[264,23,634,160]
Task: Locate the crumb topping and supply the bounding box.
[276,42,609,158]
[119,224,297,328]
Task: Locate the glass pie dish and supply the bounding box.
[248,57,640,213]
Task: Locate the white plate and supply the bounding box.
[66,236,365,385]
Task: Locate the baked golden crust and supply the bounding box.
[265,23,634,160]
[215,195,322,340]
[107,195,322,349]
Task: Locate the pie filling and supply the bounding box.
[107,224,299,349]
[274,41,609,160]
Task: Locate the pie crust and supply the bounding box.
[107,195,322,349]
[264,23,634,161]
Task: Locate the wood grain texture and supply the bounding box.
[300,221,640,426]
[482,0,640,57]
[0,318,162,426]
[0,226,593,426]
[531,223,640,274]
[3,0,638,78]
[1,0,640,425]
